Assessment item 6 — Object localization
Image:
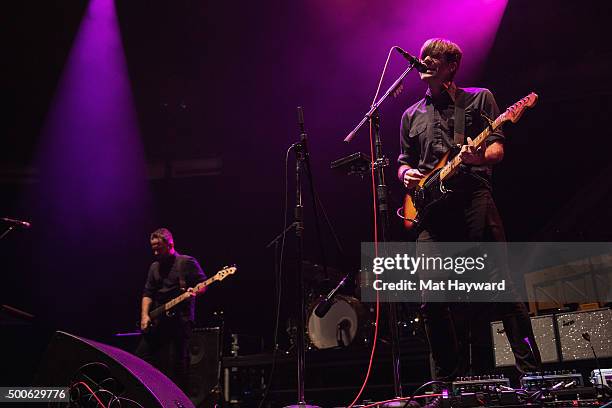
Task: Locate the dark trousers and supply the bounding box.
[135,317,192,391]
[417,185,541,380]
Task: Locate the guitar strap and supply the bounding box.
[453,88,492,189]
[453,88,466,146]
[154,255,187,291]
[176,256,187,291]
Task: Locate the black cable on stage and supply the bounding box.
[313,187,345,257]
[114,396,145,407]
[258,144,295,408]
[359,380,449,408]
[68,361,145,408]
[405,380,449,406]
[302,142,330,279]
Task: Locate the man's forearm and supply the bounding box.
[398,164,411,181]
[141,296,152,317]
[483,141,504,165]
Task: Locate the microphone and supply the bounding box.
[1,217,31,228]
[395,47,429,73]
[314,275,348,318]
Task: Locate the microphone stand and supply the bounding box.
[284,107,320,408]
[344,64,415,143]
[583,332,608,393]
[343,63,417,402]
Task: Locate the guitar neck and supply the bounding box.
[148,275,217,319]
[439,114,505,182]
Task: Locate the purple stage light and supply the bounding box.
[391,0,509,84]
[309,0,508,85]
[35,0,150,238]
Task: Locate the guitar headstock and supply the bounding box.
[503,92,538,124]
[214,265,237,281]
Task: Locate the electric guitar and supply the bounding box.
[402,92,538,230]
[143,265,237,332]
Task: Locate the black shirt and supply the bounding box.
[143,252,206,321]
[398,85,504,182]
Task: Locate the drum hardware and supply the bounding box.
[337,319,352,347]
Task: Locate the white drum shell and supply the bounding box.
[307,296,361,349]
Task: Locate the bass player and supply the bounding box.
[135,227,206,391]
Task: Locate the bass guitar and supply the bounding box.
[402,92,538,230]
[144,265,237,332]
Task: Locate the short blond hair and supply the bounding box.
[420,38,462,79]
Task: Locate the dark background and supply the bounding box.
[1,0,611,398]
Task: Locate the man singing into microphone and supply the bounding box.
[397,38,541,380]
[135,228,206,391]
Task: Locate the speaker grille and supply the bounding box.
[187,327,221,407]
[491,315,558,367]
[557,308,612,361]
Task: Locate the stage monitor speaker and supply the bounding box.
[556,308,612,361]
[35,330,194,408]
[187,327,221,407]
[492,314,559,367]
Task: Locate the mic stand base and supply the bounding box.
[283,405,322,408]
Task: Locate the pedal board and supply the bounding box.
[520,371,584,391]
[590,368,612,387]
[448,389,602,408]
[452,375,511,393]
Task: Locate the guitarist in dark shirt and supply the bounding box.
[397,38,541,380]
[135,228,206,391]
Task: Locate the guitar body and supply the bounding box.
[403,151,451,230]
[142,301,179,334]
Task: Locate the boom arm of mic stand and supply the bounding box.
[344,64,415,143]
[0,225,16,241]
[265,222,299,249]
